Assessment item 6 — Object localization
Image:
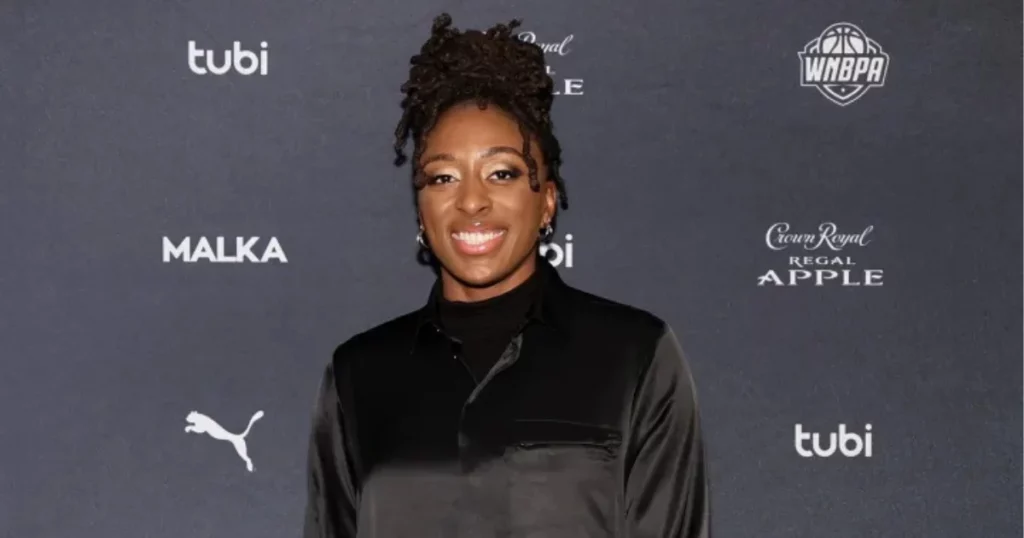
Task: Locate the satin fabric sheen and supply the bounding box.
[303,258,711,537]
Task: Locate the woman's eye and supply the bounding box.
[493,169,522,181]
[429,175,454,185]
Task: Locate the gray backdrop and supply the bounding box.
[2,0,1021,536]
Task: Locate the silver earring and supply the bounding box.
[540,223,554,240]
[416,226,428,249]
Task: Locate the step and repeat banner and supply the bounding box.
[1,0,1021,536]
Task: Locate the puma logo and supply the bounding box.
[185,410,265,472]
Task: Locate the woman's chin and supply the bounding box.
[448,264,505,288]
[439,254,508,287]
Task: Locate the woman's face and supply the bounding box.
[417,101,557,296]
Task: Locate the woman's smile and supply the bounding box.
[450,228,508,256]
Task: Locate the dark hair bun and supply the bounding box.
[393,12,568,212]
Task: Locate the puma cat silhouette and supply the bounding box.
[185,410,264,472]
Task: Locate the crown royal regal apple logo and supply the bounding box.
[757,222,883,287]
[517,31,583,97]
[799,22,889,106]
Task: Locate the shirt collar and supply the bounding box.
[409,255,567,354]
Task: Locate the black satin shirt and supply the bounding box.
[303,258,711,537]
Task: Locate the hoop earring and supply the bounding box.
[416,225,428,249]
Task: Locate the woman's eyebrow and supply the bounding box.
[479,146,523,159]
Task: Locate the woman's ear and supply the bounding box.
[543,181,558,222]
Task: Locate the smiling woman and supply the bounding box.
[414,104,556,300]
[303,12,711,538]
[391,12,569,301]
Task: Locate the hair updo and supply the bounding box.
[392,12,569,214]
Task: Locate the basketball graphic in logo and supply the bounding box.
[799,22,890,106]
[818,24,869,55]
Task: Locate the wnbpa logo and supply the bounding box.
[799,23,889,106]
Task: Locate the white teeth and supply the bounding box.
[451,230,505,245]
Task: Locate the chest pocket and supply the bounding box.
[502,420,621,535]
[505,419,620,461]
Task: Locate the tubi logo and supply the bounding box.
[539,233,574,268]
[188,40,268,76]
[163,236,287,263]
[795,423,873,457]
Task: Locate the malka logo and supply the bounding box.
[185,410,265,472]
[795,423,873,458]
[162,236,288,263]
[188,40,269,75]
[540,233,574,268]
[799,23,889,106]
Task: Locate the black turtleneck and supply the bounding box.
[438,267,543,383]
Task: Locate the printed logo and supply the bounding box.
[795,423,873,458]
[799,23,889,106]
[540,233,574,268]
[757,222,882,287]
[518,31,583,96]
[162,236,288,263]
[188,40,269,76]
[185,410,265,472]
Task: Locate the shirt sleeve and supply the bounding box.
[623,324,711,538]
[303,360,360,538]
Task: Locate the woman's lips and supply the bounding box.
[450,229,507,256]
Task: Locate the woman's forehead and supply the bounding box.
[433,104,519,135]
[424,107,537,154]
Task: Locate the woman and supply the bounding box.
[304,13,710,538]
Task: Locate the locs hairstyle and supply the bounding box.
[392,13,570,223]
